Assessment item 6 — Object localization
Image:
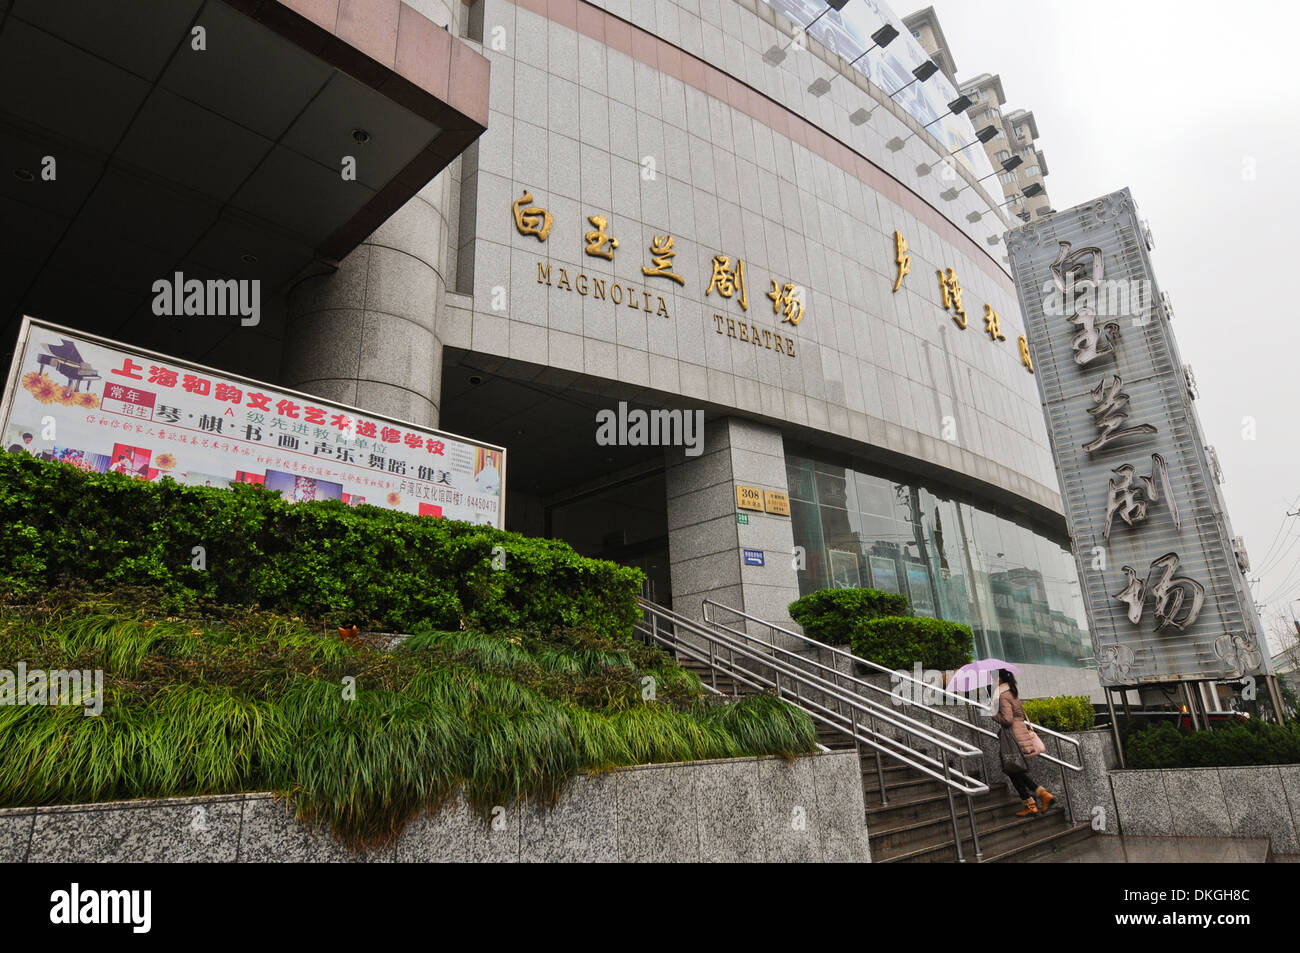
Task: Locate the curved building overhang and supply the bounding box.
[0,0,488,358]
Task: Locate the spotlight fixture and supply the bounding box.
[806,22,899,96]
[351,128,371,145]
[886,60,939,100]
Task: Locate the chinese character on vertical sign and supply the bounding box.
[1051,241,1119,365]
[1113,552,1205,631]
[641,235,685,284]
[982,304,1006,341]
[1082,375,1157,453]
[1018,335,1034,373]
[512,190,553,241]
[1102,452,1181,540]
[893,231,910,293]
[767,281,804,326]
[706,255,748,311]
[937,268,967,329]
[584,215,619,260]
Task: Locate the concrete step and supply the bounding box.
[987,822,1097,862]
[870,790,1045,861]
[879,804,1075,863]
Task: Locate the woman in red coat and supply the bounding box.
[992,669,1055,817]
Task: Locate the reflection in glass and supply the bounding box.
[786,449,1090,669]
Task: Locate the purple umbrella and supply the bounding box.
[946,658,1020,693]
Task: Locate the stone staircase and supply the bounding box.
[822,723,1095,862]
[653,607,1097,863]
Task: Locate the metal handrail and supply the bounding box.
[702,599,1085,774]
[634,600,989,797]
[705,606,1000,742]
[643,601,983,762]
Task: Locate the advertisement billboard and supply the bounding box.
[1,318,506,528]
[1006,189,1266,687]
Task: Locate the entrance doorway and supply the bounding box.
[546,469,671,606]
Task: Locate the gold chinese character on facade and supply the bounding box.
[512,190,553,241]
[937,268,967,329]
[641,235,685,285]
[584,215,619,260]
[893,231,911,293]
[768,280,805,326]
[1019,335,1034,373]
[706,255,748,311]
[982,304,1006,341]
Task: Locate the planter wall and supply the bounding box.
[0,750,869,863]
[1109,765,1300,856]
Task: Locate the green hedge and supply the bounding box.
[1125,718,1300,769]
[1023,695,1094,733]
[849,616,974,671]
[788,587,910,645]
[0,454,642,638]
[788,587,971,670]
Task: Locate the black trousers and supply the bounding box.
[1007,771,1040,800]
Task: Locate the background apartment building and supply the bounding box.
[903,7,1053,222]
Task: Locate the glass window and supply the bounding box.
[784,448,1089,670]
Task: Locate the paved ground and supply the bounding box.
[1028,836,1278,863]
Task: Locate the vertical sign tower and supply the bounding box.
[1006,189,1268,698]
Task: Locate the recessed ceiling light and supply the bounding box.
[241,253,259,263]
[12,168,34,181]
[351,128,371,145]
[468,375,483,385]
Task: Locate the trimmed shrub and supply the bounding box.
[788,587,910,646]
[0,454,642,639]
[1023,695,1094,733]
[1125,718,1300,769]
[848,615,974,671]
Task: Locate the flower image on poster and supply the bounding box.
[868,555,901,595]
[265,468,342,504]
[53,447,110,474]
[829,549,862,589]
[0,319,507,527]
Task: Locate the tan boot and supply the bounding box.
[1016,797,1038,817]
[1035,786,1054,812]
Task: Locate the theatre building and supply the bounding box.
[0,0,1094,693]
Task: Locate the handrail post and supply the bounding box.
[1056,735,1074,824]
[946,784,965,863]
[870,711,888,805]
[965,791,982,861]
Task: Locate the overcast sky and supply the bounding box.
[924,0,1300,655]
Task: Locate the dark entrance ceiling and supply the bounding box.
[0,0,487,378]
